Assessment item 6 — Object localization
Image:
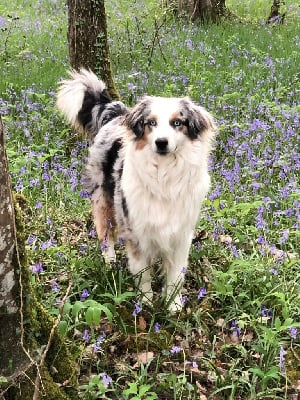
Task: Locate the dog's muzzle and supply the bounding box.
[155,138,169,155]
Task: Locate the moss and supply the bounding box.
[9,365,71,400]
[2,196,78,400]
[286,348,300,383]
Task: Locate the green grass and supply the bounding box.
[1,0,300,399]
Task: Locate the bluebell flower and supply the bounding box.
[99,372,112,388]
[30,262,43,274]
[80,289,90,301]
[288,327,298,340]
[277,346,286,374]
[170,346,182,354]
[198,287,207,300]
[132,302,142,317]
[82,329,90,342]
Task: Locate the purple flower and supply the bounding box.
[35,201,42,209]
[288,327,298,340]
[0,16,7,29]
[82,329,90,342]
[89,229,96,238]
[40,237,56,250]
[154,322,161,332]
[170,346,182,354]
[261,305,272,318]
[132,301,142,317]
[101,239,108,252]
[80,289,90,301]
[79,244,88,254]
[269,268,278,275]
[29,178,40,187]
[27,234,37,245]
[279,229,289,244]
[186,360,198,368]
[99,372,112,388]
[277,346,286,374]
[198,287,207,300]
[42,172,51,181]
[230,320,242,337]
[30,262,43,274]
[92,332,106,351]
[15,179,23,192]
[51,279,60,292]
[181,295,188,306]
[80,190,90,198]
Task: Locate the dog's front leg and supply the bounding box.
[127,245,153,305]
[164,236,192,313]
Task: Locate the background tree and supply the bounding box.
[164,0,284,22]
[163,0,230,21]
[267,0,285,23]
[67,0,120,100]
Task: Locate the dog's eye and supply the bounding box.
[148,119,157,127]
[172,119,182,127]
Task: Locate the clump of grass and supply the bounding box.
[1,0,300,398]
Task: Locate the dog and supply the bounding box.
[57,69,217,312]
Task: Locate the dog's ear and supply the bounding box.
[123,98,151,139]
[180,99,216,139]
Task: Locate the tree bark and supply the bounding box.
[0,116,28,376]
[163,0,229,22]
[0,117,77,400]
[267,0,285,23]
[67,0,120,100]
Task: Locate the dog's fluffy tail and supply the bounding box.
[56,69,128,138]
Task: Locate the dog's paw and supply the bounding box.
[140,290,154,307]
[102,251,116,265]
[102,241,116,265]
[167,294,183,313]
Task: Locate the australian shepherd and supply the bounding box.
[57,69,217,312]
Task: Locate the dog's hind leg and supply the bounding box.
[91,195,117,263]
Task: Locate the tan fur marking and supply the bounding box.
[170,111,189,135]
[92,197,117,243]
[170,111,182,121]
[126,239,141,260]
[135,124,151,151]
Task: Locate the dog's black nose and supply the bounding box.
[155,138,169,153]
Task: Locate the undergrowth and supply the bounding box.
[1,0,300,398]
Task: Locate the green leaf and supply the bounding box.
[249,368,264,378]
[139,384,151,396]
[123,382,138,395]
[58,320,68,337]
[85,307,94,326]
[92,307,101,326]
[72,300,85,318]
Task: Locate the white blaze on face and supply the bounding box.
[146,98,188,154]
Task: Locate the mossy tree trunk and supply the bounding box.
[0,116,28,378]
[67,0,120,100]
[0,116,77,400]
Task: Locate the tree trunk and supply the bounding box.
[0,116,28,377]
[0,117,77,400]
[67,0,120,100]
[163,0,229,22]
[267,0,285,23]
